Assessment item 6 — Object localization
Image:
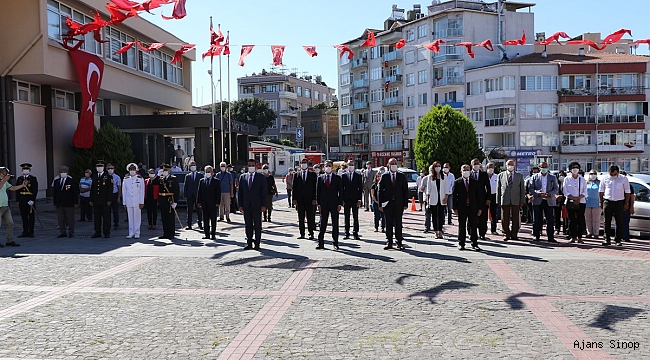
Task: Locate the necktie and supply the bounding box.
[207,178,211,187]
[248,174,253,189]
[349,173,352,181]
[392,173,395,185]
[61,178,65,191]
[465,179,470,204]
[475,172,478,180]
[303,171,306,182]
[326,175,330,188]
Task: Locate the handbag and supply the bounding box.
[565,178,581,210]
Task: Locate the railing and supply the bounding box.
[383,119,402,128]
[383,97,403,106]
[558,86,645,96]
[279,109,298,116]
[351,57,368,69]
[353,123,368,131]
[352,101,369,110]
[352,78,369,89]
[597,114,645,124]
[354,144,369,151]
[384,143,402,150]
[279,126,297,133]
[382,50,403,62]
[559,116,596,124]
[484,117,516,127]
[433,54,463,63]
[598,143,644,152]
[559,144,597,154]
[384,74,403,83]
[436,27,463,37]
[432,76,463,87]
[278,91,297,99]
[439,101,463,108]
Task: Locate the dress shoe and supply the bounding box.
[6,241,20,247]
[353,234,360,240]
[113,224,119,230]
[91,233,102,238]
[491,231,499,235]
[211,235,217,240]
[396,245,405,251]
[615,241,623,246]
[374,228,379,232]
[569,238,576,243]
[57,234,67,238]
[472,245,482,252]
[532,237,540,242]
[423,229,430,233]
[219,217,224,221]
[18,234,28,238]
[126,235,134,239]
[315,246,325,250]
[504,236,510,241]
[602,240,611,246]
[548,239,558,243]
[202,235,210,239]
[254,245,260,251]
[479,236,486,241]
[104,235,110,238]
[297,235,306,239]
[309,235,315,240]
[344,234,350,239]
[458,245,465,251]
[185,226,192,230]
[333,245,339,250]
[511,236,519,241]
[577,239,584,244]
[448,221,453,225]
[226,218,231,223]
[364,209,369,212]
[243,245,253,250]
[383,245,393,250]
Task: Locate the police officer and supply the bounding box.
[90,160,113,238]
[122,163,145,239]
[155,164,179,239]
[16,163,38,238]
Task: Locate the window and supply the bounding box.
[370,89,384,102]
[562,131,592,146]
[242,86,255,94]
[323,94,327,104]
[406,95,415,107]
[305,88,311,98]
[519,104,559,119]
[340,73,351,85]
[418,93,427,106]
[310,121,318,132]
[444,91,456,103]
[389,131,402,145]
[340,54,350,65]
[406,73,415,86]
[371,132,385,145]
[520,132,559,146]
[466,108,483,122]
[106,27,136,68]
[296,86,302,96]
[387,109,400,121]
[485,106,516,127]
[467,80,483,96]
[370,45,383,59]
[418,70,428,84]
[13,81,41,105]
[265,100,277,112]
[595,157,616,172]
[477,134,484,149]
[315,91,320,101]
[405,50,415,64]
[406,117,416,129]
[560,75,592,89]
[370,67,383,81]
[484,76,513,92]
[47,1,103,55]
[341,94,350,107]
[118,103,128,116]
[406,29,415,42]
[138,48,183,85]
[388,87,399,98]
[260,84,279,93]
[520,76,558,91]
[52,89,75,110]
[597,130,643,146]
[341,113,351,126]
[502,133,516,147]
[95,98,104,115]
[418,24,428,38]
[387,65,400,77]
[371,110,384,123]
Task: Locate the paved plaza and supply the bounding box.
[0,182,648,360]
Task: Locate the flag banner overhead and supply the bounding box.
[271,45,285,66]
[238,45,254,66]
[303,46,318,57]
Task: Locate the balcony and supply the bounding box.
[598,115,645,124]
[484,118,516,127]
[353,143,369,151]
[433,53,463,63]
[352,122,368,131]
[352,78,369,89]
[560,144,598,154]
[279,125,297,134]
[383,119,402,129]
[435,27,463,37]
[383,50,403,62]
[439,101,463,109]
[351,57,368,69]
[383,97,403,106]
[559,86,645,97]
[384,143,402,150]
[352,101,369,110]
[279,109,298,117]
[384,74,403,83]
[560,116,596,124]
[598,143,644,152]
[239,93,254,99]
[432,76,463,87]
[278,91,297,100]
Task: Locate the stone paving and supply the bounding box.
[0,181,648,359]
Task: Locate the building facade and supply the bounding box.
[237,72,335,145]
[300,108,339,155]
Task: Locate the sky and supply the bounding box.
[138,0,650,107]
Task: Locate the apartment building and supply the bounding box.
[337,1,534,168]
[465,51,650,172]
[1,0,194,198]
[237,71,335,145]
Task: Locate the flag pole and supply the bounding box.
[210,17,216,167]
[227,30,232,164]
[219,24,224,163]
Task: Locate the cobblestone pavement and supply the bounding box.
[0,182,648,359]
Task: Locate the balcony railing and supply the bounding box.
[279,125,297,133]
[559,144,598,154]
[279,109,298,117]
[384,74,403,83]
[432,76,463,87]
[598,143,644,152]
[352,78,369,89]
[558,86,645,96]
[278,91,297,100]
[383,119,402,129]
[560,116,596,124]
[383,97,403,106]
[352,101,369,110]
[597,114,645,124]
[435,27,463,37]
[383,50,403,62]
[384,143,402,150]
[484,117,516,127]
[439,101,463,109]
[351,57,368,69]
[354,144,369,151]
[433,54,463,63]
[353,122,368,131]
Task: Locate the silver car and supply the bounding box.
[598,173,650,234]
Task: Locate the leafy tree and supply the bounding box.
[414,105,479,176]
[201,101,232,117]
[311,102,328,110]
[279,139,297,147]
[230,97,276,136]
[70,123,136,178]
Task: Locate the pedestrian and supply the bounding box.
[599,165,631,246]
[284,167,294,207]
[523,167,539,224]
[238,159,267,250]
[563,162,587,244]
[175,145,185,165]
[453,164,484,251]
[379,158,409,250]
[316,160,343,250]
[422,165,434,233]
[362,161,377,211]
[144,168,159,230]
[486,162,499,235]
[342,160,363,240]
[371,173,385,233]
[105,163,122,230]
[196,166,221,240]
[216,162,234,222]
[228,164,239,214]
[470,159,491,240]
[619,171,635,243]
[90,161,113,238]
[122,163,145,239]
[15,163,38,238]
[78,169,93,222]
[262,165,278,222]
[423,162,450,239]
[442,163,455,225]
[293,158,317,240]
[52,165,78,238]
[171,162,182,173]
[555,170,568,235]
[183,161,203,230]
[0,166,28,247]
[528,162,559,243]
[416,170,425,211]
[584,170,601,239]
[496,159,525,241]
[155,164,179,240]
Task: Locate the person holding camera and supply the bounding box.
[0,167,29,247]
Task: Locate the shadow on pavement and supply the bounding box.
[409,280,478,303]
[589,304,646,331]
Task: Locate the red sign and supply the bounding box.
[248,147,274,152]
[68,47,104,149]
[373,151,402,157]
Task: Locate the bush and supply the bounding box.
[70,123,136,178]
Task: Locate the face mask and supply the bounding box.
[507,166,515,172]
[248,167,256,173]
[205,172,212,178]
[487,168,494,175]
[228,168,233,172]
[443,168,450,174]
[263,169,269,174]
[540,168,548,175]
[390,165,398,172]
[348,166,355,172]
[162,171,170,177]
[149,173,156,178]
[107,169,114,175]
[473,165,480,171]
[324,166,333,174]
[22,169,30,175]
[571,168,579,175]
[589,174,597,180]
[220,167,227,172]
[190,166,197,171]
[96,167,104,173]
[558,176,565,182]
[314,168,321,174]
[129,170,136,176]
[60,173,68,179]
[241,169,245,173]
[435,167,442,173]
[462,171,471,178]
[301,163,308,169]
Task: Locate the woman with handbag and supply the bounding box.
[563,162,587,243]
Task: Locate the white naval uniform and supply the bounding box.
[122,174,145,237]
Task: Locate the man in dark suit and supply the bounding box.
[292,158,317,240]
[471,158,491,240]
[89,160,113,238]
[379,158,409,250]
[453,164,485,251]
[155,164,180,240]
[196,165,221,240]
[342,159,363,240]
[183,160,203,230]
[52,165,78,238]
[16,163,38,238]
[238,159,267,250]
[316,160,343,250]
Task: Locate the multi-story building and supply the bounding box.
[1,0,194,198]
[237,71,335,144]
[465,51,650,172]
[300,108,339,155]
[337,1,534,168]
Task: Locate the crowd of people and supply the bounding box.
[0,156,637,250]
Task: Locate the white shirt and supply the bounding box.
[122,175,145,207]
[416,175,423,192]
[563,175,587,204]
[446,172,455,193]
[540,174,548,192]
[488,173,498,194]
[599,174,631,201]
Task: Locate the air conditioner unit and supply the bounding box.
[550,146,558,152]
[403,129,409,136]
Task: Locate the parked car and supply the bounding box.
[371,167,419,200]
[173,171,190,205]
[598,172,650,235]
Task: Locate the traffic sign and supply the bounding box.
[296,127,304,140]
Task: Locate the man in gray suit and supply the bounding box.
[527,162,559,243]
[362,161,377,211]
[497,159,526,240]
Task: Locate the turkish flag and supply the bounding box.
[68,48,104,149]
[602,29,632,45]
[238,45,254,66]
[223,34,230,55]
[303,46,318,57]
[394,39,406,49]
[334,44,354,60]
[271,45,285,66]
[361,31,376,47]
[161,0,187,20]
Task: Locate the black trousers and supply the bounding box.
[93,203,111,236]
[186,195,202,226]
[79,197,92,220]
[488,194,498,233]
[287,189,292,205]
[457,208,478,247]
[110,193,119,226]
[318,204,339,247]
[297,201,315,237]
[344,202,359,235]
[533,200,555,241]
[384,202,404,246]
[230,194,238,213]
[430,204,445,232]
[159,201,175,238]
[567,203,586,239]
[18,201,35,235]
[202,205,218,237]
[243,206,262,247]
[477,202,488,237]
[603,199,624,242]
[145,200,157,226]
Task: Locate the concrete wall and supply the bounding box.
[13,102,47,198]
[52,108,80,173]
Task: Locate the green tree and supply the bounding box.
[414,105,479,176]
[311,102,328,110]
[200,101,232,117]
[70,123,136,178]
[229,97,276,136]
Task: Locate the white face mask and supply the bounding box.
[443,168,450,174]
[390,164,398,172]
[96,167,104,173]
[473,164,480,171]
[220,166,227,172]
[571,168,579,175]
[240,169,245,173]
[107,169,114,175]
[162,171,169,177]
[507,165,515,172]
[190,166,197,171]
[589,174,597,180]
[487,168,494,175]
[60,173,68,179]
[435,167,442,173]
[301,163,308,169]
[558,176,565,182]
[205,172,212,178]
[314,168,321,174]
[324,166,333,174]
[348,166,355,172]
[263,169,269,174]
[129,170,136,176]
[462,171,471,178]
[22,169,30,175]
[149,173,156,178]
[248,166,256,173]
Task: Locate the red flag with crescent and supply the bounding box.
[393,39,406,49]
[161,0,187,20]
[271,45,285,66]
[67,47,104,149]
[238,45,254,66]
[303,46,318,57]
[361,31,376,47]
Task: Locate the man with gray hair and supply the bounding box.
[216,161,234,223]
[362,161,377,211]
[53,165,78,238]
[0,166,28,247]
[497,159,525,240]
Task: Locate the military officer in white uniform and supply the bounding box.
[122,163,145,238]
